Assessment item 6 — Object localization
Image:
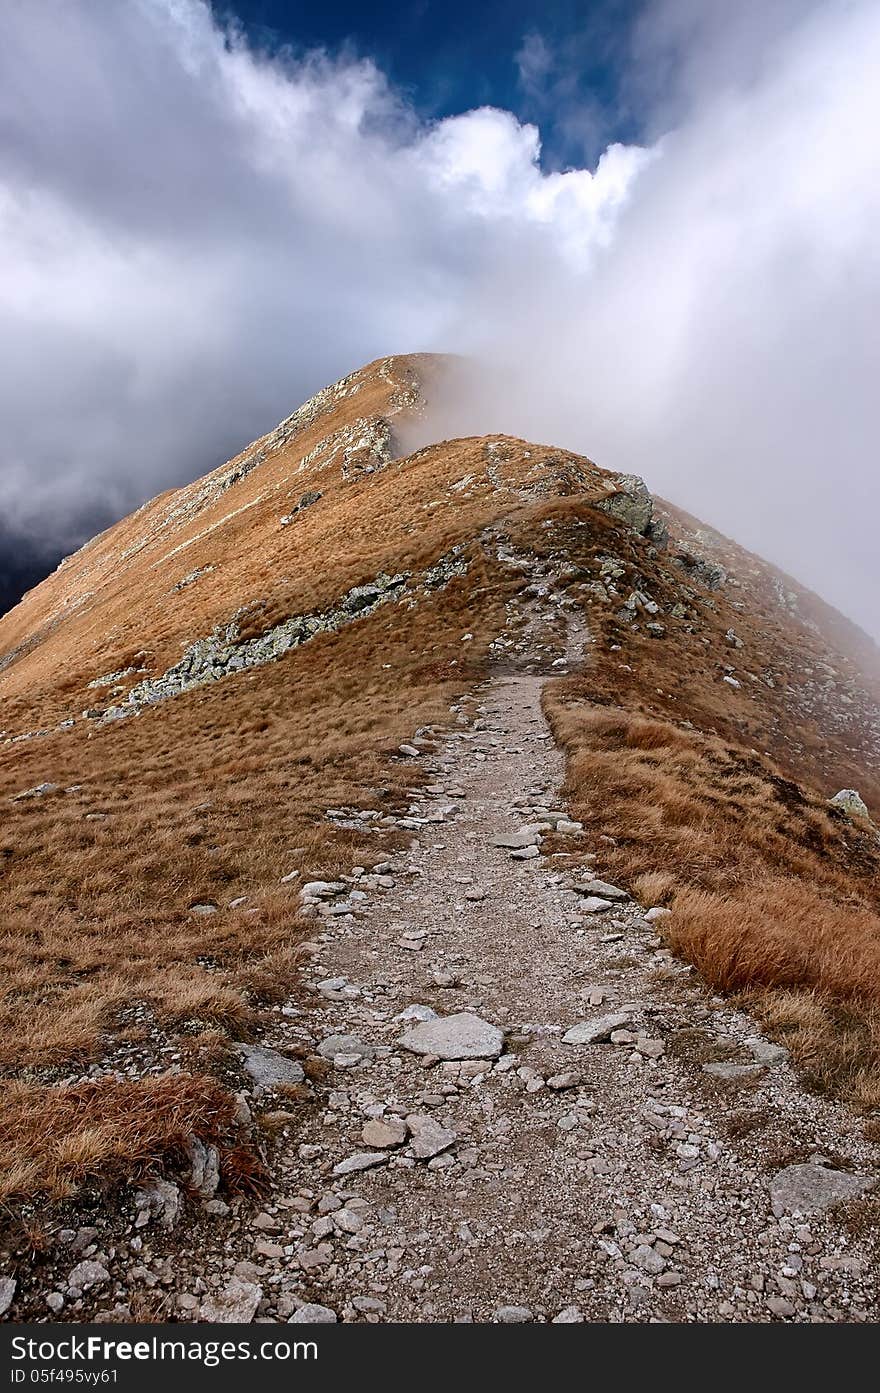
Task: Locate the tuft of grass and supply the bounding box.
[0,1075,236,1203]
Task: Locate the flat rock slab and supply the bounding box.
[317,1033,374,1062]
[769,1164,874,1214]
[332,1151,388,1177]
[563,1012,632,1045]
[491,830,539,849]
[362,1117,407,1149]
[399,1011,503,1060]
[579,879,628,900]
[406,1113,457,1159]
[237,1044,304,1091]
[580,896,614,914]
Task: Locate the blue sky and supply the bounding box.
[224,0,643,167]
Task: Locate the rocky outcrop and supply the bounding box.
[597,473,653,535]
[100,548,469,720]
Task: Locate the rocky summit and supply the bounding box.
[0,353,879,1324]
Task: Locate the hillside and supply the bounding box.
[1,353,879,1323]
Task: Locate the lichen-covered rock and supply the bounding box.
[597,473,653,535]
[829,788,870,819]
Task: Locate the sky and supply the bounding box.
[0,0,878,638]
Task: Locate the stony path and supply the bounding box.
[205,664,880,1324]
[17,592,880,1324]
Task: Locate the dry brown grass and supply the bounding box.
[0,504,515,1199]
[545,693,880,1104]
[0,1075,236,1203]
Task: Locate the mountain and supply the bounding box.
[1,354,879,1323]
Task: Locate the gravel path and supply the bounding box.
[228,662,880,1324]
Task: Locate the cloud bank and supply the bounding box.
[1,0,878,637]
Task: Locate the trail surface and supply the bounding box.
[216,661,879,1324]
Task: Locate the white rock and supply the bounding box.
[406,1113,457,1159]
[395,1004,438,1022]
[288,1303,337,1323]
[645,906,671,923]
[67,1261,110,1291]
[200,1277,262,1323]
[332,1152,388,1176]
[744,1036,788,1065]
[563,1012,632,1045]
[0,1277,16,1315]
[580,896,613,913]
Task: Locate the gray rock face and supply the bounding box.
[186,1137,221,1197]
[237,1044,305,1091]
[133,1178,181,1229]
[597,474,653,535]
[769,1164,873,1214]
[562,1012,632,1045]
[289,1303,337,1323]
[0,1277,16,1315]
[398,1011,503,1060]
[200,1277,262,1323]
[829,788,870,819]
[100,549,467,723]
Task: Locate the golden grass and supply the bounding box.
[0,1075,236,1203]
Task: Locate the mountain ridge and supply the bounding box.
[1,353,879,1321]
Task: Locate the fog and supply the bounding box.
[1,0,878,635]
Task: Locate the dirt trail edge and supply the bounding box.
[220,644,879,1325]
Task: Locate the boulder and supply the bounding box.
[200,1278,262,1323]
[597,474,653,535]
[406,1113,457,1159]
[289,1303,337,1323]
[829,789,870,819]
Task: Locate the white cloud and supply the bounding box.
[0,0,877,640]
